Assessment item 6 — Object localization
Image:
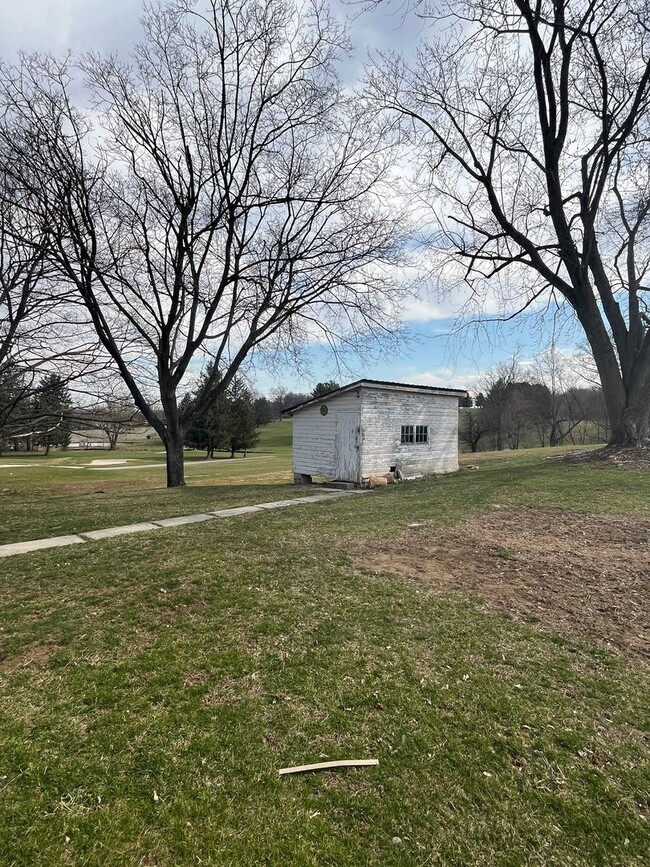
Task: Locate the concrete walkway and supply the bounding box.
[0,489,368,559]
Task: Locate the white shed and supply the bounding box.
[281,379,467,486]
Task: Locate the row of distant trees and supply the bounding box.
[0,366,340,456]
[460,385,608,452]
[0,369,146,454]
[255,380,340,424]
[459,355,609,452]
[0,357,621,459]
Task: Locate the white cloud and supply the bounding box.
[397,364,482,391]
[0,0,143,58]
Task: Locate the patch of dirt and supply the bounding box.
[355,509,649,661]
[558,445,650,468]
[0,641,60,674]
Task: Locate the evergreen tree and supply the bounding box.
[183,369,259,458]
[0,364,30,453]
[253,396,274,427]
[312,381,340,398]
[31,373,71,455]
[182,365,230,458]
[226,378,259,458]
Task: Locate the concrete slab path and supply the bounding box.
[0,488,367,559]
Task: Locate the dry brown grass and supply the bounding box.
[355,507,650,661]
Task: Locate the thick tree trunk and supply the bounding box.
[619,403,650,445]
[577,300,650,447]
[164,432,185,487]
[160,388,186,487]
[599,365,650,446]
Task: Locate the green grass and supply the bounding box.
[0,442,649,865]
[0,421,295,543]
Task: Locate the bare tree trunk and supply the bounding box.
[161,389,185,487]
[164,432,185,487]
[620,354,650,443]
[585,326,649,445]
[621,402,650,445]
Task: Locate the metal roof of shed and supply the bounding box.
[281,379,468,415]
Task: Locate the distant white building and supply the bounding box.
[282,379,467,485]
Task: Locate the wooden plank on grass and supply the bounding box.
[279,759,379,776]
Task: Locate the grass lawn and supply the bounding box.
[0,421,296,544]
[0,439,648,865]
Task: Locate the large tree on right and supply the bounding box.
[370,0,650,444]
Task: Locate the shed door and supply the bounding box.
[335,412,359,482]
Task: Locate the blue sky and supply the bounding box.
[246,302,582,396]
[0,1,584,397]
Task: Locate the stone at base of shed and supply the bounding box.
[293,471,400,490]
[293,473,357,490]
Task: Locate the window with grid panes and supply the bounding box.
[401,424,429,444]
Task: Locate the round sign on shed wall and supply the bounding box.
[320,405,328,416]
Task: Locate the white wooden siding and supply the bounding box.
[359,389,459,476]
[291,391,361,478]
[290,384,459,481]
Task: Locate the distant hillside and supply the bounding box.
[256,419,292,454]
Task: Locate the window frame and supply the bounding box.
[400,424,429,444]
[415,425,429,444]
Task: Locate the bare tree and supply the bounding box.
[0,159,48,374]
[84,394,140,451]
[479,356,521,450]
[368,0,650,445]
[1,0,402,486]
[533,346,602,445]
[533,347,573,446]
[270,385,311,417]
[458,406,488,452]
[502,386,530,450]
[0,140,57,437]
[584,387,609,443]
[1,132,105,437]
